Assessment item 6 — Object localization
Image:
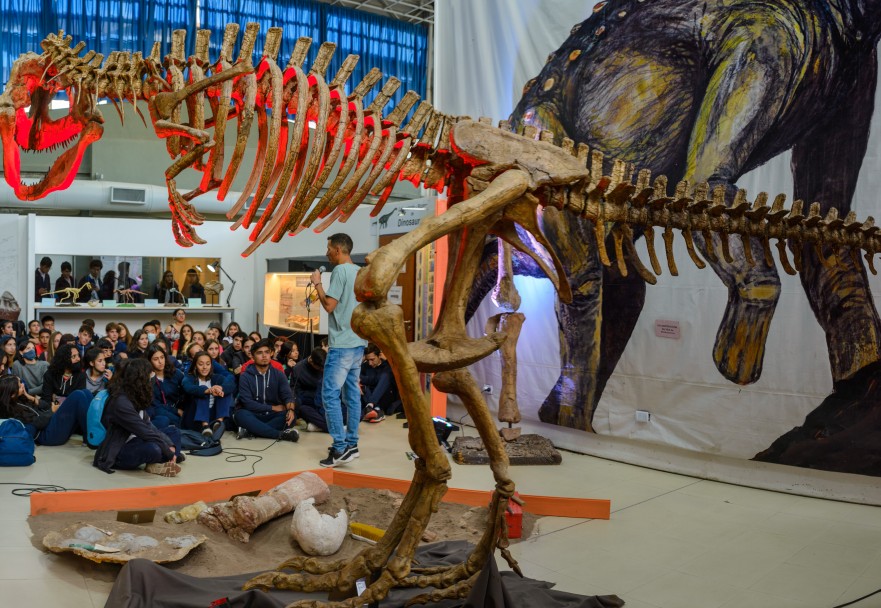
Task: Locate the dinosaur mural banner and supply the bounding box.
[438,0,881,479]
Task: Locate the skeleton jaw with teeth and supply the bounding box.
[0,51,104,200]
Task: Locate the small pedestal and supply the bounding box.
[451,434,562,465]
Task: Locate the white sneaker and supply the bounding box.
[306,423,321,432]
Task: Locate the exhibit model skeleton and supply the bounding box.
[3,22,879,606]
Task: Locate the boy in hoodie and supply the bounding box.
[233,339,299,441]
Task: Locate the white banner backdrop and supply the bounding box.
[434,0,881,464]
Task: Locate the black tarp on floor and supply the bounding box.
[105,541,624,608]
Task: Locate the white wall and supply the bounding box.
[28,210,378,333]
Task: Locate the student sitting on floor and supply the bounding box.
[83,347,112,396]
[0,376,90,445]
[145,343,184,428]
[233,339,299,442]
[41,344,87,408]
[183,351,235,437]
[93,359,183,477]
[290,348,328,432]
[11,338,49,398]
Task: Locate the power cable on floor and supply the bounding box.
[206,439,282,482]
[0,482,89,497]
[832,588,881,608]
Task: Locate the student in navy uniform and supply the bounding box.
[183,351,235,437]
[77,259,102,302]
[145,343,184,429]
[290,348,327,431]
[53,261,74,294]
[93,358,183,476]
[233,339,299,441]
[35,256,52,302]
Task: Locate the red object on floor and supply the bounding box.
[505,492,523,539]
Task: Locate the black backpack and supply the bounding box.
[179,429,222,456]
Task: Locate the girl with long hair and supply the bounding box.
[41,344,86,407]
[173,323,194,358]
[83,347,112,395]
[93,359,182,476]
[0,335,16,374]
[145,343,184,428]
[222,321,241,344]
[0,375,90,445]
[46,330,62,362]
[182,351,235,437]
[128,329,150,358]
[203,339,231,378]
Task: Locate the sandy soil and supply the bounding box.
[28,485,536,582]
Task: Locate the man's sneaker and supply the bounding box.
[341,445,359,461]
[236,427,252,440]
[145,461,180,477]
[306,422,321,432]
[294,418,308,430]
[279,427,300,443]
[201,426,214,439]
[363,407,384,423]
[319,447,347,468]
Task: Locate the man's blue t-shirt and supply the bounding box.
[325,263,367,348]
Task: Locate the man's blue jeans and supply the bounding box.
[322,346,364,453]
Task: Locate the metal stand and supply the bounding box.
[304,283,315,354]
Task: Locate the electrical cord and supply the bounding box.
[0,482,89,497]
[832,588,881,608]
[207,438,282,482]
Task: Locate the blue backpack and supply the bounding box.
[86,390,110,449]
[0,419,36,466]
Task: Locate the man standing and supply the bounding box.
[311,233,367,468]
[35,257,52,302]
[234,339,299,442]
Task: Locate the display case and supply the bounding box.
[263,272,328,332]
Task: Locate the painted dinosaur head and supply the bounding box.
[0,43,104,200]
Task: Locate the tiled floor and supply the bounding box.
[4,420,881,608]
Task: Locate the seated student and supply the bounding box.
[82,318,98,340]
[93,359,183,477]
[183,351,235,437]
[222,322,242,345]
[205,323,222,344]
[104,323,127,360]
[173,323,194,358]
[35,328,52,360]
[0,335,15,376]
[11,338,49,397]
[27,320,41,341]
[204,339,232,378]
[279,341,300,378]
[144,343,184,428]
[233,339,299,442]
[0,375,90,445]
[128,329,150,359]
[290,348,328,432]
[41,315,56,332]
[360,344,401,421]
[73,325,95,358]
[95,338,120,371]
[220,332,249,378]
[83,347,113,396]
[41,344,87,407]
[248,331,262,343]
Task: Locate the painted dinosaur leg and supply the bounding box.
[537,207,605,431]
[680,25,797,384]
[789,69,881,382]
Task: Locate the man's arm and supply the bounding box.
[310,269,337,314]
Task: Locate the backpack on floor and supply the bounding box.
[86,390,109,449]
[0,418,36,466]
[179,429,222,456]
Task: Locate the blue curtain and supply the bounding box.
[201,0,428,117]
[1,0,427,119]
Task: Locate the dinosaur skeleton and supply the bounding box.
[45,282,92,305]
[114,288,149,304]
[4,24,881,606]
